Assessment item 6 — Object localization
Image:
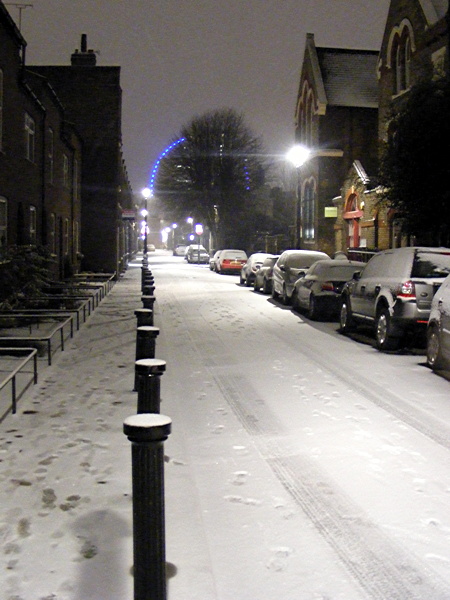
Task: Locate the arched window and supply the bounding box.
[302,180,315,241]
[390,23,413,95]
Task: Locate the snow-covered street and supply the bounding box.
[1,251,450,600]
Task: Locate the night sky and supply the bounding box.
[8,0,390,194]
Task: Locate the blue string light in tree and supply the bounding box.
[149,137,186,194]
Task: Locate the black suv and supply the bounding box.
[339,247,450,351]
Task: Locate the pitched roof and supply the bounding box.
[419,0,448,24]
[316,47,379,108]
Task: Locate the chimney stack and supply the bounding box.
[71,34,97,66]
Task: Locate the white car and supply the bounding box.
[173,244,187,256]
[272,249,330,304]
[209,250,222,271]
[426,272,450,371]
[240,252,274,287]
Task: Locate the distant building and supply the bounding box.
[29,34,135,275]
[293,33,379,256]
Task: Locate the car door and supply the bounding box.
[438,277,450,357]
[350,253,386,319]
[272,253,287,295]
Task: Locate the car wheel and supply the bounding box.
[245,277,252,287]
[291,289,300,311]
[427,325,444,369]
[239,274,245,285]
[263,278,271,294]
[339,297,354,333]
[375,307,400,351]
[308,295,320,320]
[281,285,290,305]
[253,279,260,292]
[271,284,279,300]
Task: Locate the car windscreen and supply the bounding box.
[412,251,450,278]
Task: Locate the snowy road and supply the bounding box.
[152,252,450,600]
[1,251,449,600]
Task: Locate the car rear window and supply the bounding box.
[412,251,450,278]
[319,264,363,279]
[222,251,247,259]
[288,254,327,268]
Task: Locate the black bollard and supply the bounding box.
[134,326,160,390]
[123,413,172,600]
[142,295,156,310]
[135,358,166,413]
[134,308,154,327]
[143,284,156,296]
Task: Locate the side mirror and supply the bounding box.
[279,265,286,272]
[353,271,361,281]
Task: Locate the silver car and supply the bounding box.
[240,252,274,286]
[427,273,450,371]
[271,249,330,304]
[340,247,450,351]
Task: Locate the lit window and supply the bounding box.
[302,182,315,241]
[25,113,35,162]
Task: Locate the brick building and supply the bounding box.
[1,0,135,279]
[294,1,449,256]
[0,2,84,278]
[293,33,379,256]
[29,34,135,275]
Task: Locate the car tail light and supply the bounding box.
[320,282,335,292]
[397,280,416,298]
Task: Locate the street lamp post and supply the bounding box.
[141,187,151,255]
[286,145,310,249]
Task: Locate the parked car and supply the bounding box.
[173,244,187,256]
[216,249,248,274]
[209,250,222,271]
[240,252,274,286]
[148,244,156,252]
[426,273,450,371]
[184,244,207,260]
[186,247,210,264]
[272,249,330,304]
[253,255,280,294]
[291,259,365,320]
[339,246,450,351]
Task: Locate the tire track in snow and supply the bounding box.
[274,330,450,451]
[214,373,450,600]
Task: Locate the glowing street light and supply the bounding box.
[141,187,151,255]
[286,144,310,169]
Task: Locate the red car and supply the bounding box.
[216,249,248,274]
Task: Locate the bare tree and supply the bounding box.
[154,108,266,248]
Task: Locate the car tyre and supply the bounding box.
[281,285,290,305]
[426,325,444,370]
[339,297,354,333]
[263,278,271,294]
[308,295,321,320]
[375,307,400,351]
[239,274,245,285]
[271,285,279,300]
